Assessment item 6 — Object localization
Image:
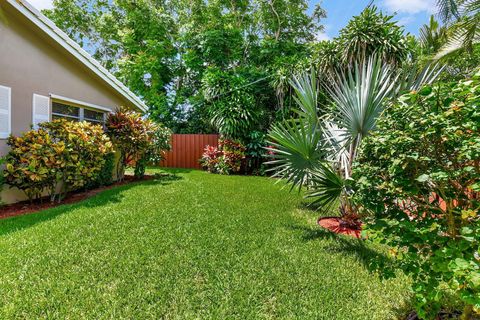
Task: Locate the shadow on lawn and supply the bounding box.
[289,223,394,272]
[0,173,182,237]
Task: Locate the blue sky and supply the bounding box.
[312,0,436,39]
[30,0,435,37]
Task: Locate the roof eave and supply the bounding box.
[7,0,148,112]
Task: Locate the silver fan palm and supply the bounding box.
[267,56,441,218]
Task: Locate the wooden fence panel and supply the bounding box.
[160,134,219,169]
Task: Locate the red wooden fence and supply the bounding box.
[160,134,220,169]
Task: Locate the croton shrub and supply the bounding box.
[354,76,480,319]
[106,107,171,179]
[200,138,246,175]
[5,119,113,202]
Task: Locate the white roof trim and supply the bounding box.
[7,0,148,112]
[50,94,113,113]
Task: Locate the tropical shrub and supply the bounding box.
[218,139,246,174]
[106,107,157,179]
[200,145,221,173]
[4,120,113,202]
[40,120,113,199]
[88,152,115,188]
[354,76,480,319]
[202,68,264,141]
[337,6,412,65]
[4,128,61,202]
[134,124,172,179]
[200,139,246,175]
[245,131,268,175]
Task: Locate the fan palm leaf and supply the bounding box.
[267,119,324,190]
[326,56,398,150]
[306,163,346,212]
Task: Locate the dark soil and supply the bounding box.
[0,175,156,220]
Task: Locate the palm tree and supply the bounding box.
[267,56,441,225]
[435,0,480,58]
[419,16,449,55]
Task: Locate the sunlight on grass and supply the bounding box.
[0,169,411,319]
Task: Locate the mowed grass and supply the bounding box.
[0,168,410,319]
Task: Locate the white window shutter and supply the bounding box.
[0,85,11,139]
[32,94,50,129]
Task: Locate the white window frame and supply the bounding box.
[49,94,110,124]
[0,85,12,139]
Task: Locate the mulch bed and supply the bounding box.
[317,216,363,239]
[0,175,156,220]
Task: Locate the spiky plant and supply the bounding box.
[267,56,441,223]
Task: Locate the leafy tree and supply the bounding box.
[45,0,178,125]
[45,0,325,134]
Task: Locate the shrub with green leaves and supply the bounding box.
[5,120,113,202]
[4,128,62,202]
[41,120,113,199]
[354,75,480,319]
[134,124,172,179]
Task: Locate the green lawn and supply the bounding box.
[0,169,410,319]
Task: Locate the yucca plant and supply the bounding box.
[267,56,441,226]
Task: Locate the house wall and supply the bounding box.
[0,3,139,204]
[0,2,137,153]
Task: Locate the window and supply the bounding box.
[52,101,106,125]
[0,85,11,138]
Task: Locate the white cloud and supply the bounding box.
[397,15,414,27]
[383,0,436,14]
[316,32,331,41]
[27,0,54,10]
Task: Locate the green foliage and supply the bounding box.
[106,107,171,179]
[245,131,268,175]
[90,152,115,188]
[4,129,61,201]
[45,0,176,119]
[202,68,262,140]
[435,0,480,59]
[4,120,113,202]
[354,75,480,319]
[134,124,171,179]
[268,55,441,225]
[307,6,413,76]
[338,6,412,65]
[45,0,325,133]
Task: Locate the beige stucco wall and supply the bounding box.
[0,2,138,153]
[0,3,140,203]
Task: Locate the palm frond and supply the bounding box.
[437,0,461,23]
[322,120,350,177]
[306,164,345,212]
[326,55,398,143]
[400,62,445,92]
[289,70,319,127]
[266,119,324,190]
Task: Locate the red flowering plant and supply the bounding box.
[199,138,246,174]
[200,145,222,173]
